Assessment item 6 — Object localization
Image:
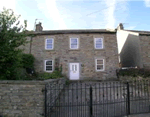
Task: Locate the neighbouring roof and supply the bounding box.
[27,29,116,35]
[125,30,150,35]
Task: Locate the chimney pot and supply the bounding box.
[117,23,124,30]
[35,22,43,32]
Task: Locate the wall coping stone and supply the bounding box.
[0,78,65,85]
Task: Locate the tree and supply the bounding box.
[0,8,28,80]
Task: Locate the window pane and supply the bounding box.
[47,44,53,49]
[71,45,77,49]
[46,61,52,65]
[96,43,102,46]
[95,38,103,49]
[71,39,77,44]
[71,39,77,42]
[71,41,77,45]
[97,60,103,64]
[96,44,102,49]
[96,38,102,43]
[75,65,77,71]
[72,65,74,71]
[47,39,53,43]
[46,66,52,71]
[97,65,103,70]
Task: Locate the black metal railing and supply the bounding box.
[45,80,150,117]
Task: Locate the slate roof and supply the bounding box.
[27,29,116,35]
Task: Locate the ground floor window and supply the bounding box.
[96,59,104,71]
[45,60,53,72]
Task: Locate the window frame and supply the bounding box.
[45,60,53,72]
[95,59,105,71]
[45,38,54,50]
[94,38,103,49]
[70,38,79,49]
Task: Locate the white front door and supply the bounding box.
[70,63,79,80]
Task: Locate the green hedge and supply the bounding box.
[118,68,150,78]
[0,53,36,80]
[0,53,64,80]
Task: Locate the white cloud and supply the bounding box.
[0,0,33,30]
[104,0,117,29]
[126,26,136,30]
[102,0,128,29]
[0,0,16,11]
[45,0,67,29]
[144,0,150,7]
[37,0,67,29]
[36,0,128,29]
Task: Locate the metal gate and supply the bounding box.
[45,81,150,117]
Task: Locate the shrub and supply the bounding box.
[21,53,35,69]
[65,80,71,86]
[0,53,36,80]
[38,70,63,80]
[0,52,23,80]
[0,8,28,80]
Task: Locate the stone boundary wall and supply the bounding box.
[0,78,66,117]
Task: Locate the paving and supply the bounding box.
[49,81,150,117]
[124,113,150,117]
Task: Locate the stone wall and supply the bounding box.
[0,78,66,117]
[31,33,119,80]
[139,35,150,69]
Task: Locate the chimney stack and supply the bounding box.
[35,22,43,32]
[117,23,124,30]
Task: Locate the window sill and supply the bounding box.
[95,70,106,73]
[45,49,55,51]
[94,48,105,51]
[44,71,53,73]
[68,49,80,51]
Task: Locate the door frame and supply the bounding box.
[69,62,80,80]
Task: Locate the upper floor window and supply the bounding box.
[45,60,53,72]
[95,59,104,71]
[45,38,54,50]
[70,38,79,49]
[94,38,103,49]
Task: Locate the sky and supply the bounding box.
[0,0,150,31]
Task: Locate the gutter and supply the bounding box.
[139,33,150,36]
[26,30,116,36]
[34,32,116,35]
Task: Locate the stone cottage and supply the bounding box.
[117,23,150,69]
[22,23,119,80]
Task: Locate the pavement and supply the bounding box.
[125,113,150,117]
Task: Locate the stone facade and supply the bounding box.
[139,35,150,69]
[19,36,31,54]
[30,33,119,80]
[0,78,66,117]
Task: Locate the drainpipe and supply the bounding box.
[29,36,33,54]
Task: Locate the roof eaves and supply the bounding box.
[26,29,116,35]
[36,30,116,35]
[124,30,150,35]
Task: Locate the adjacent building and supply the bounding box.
[117,23,150,69]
